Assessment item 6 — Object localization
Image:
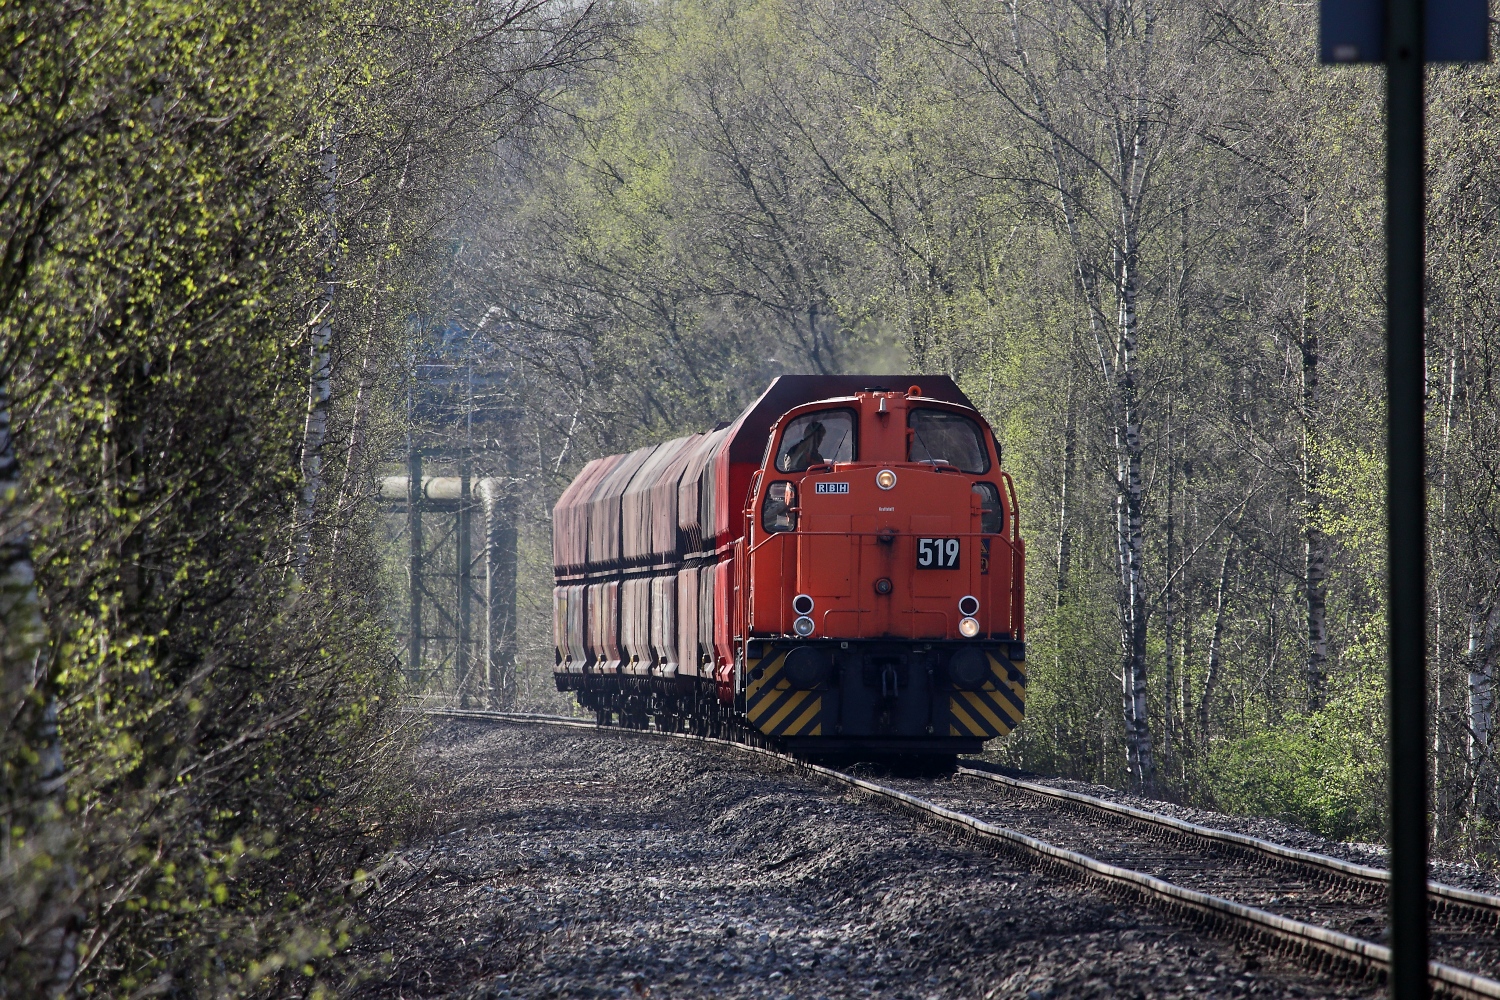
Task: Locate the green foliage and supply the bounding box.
[1313,436,1387,584]
[2,0,621,991]
[476,0,1500,854]
[996,587,1124,783]
[1203,689,1387,842]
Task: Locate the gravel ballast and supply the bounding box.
[972,766,1500,895]
[351,719,1380,1000]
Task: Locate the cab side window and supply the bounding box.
[762,481,797,533]
[775,409,856,472]
[972,482,1004,534]
[908,409,990,473]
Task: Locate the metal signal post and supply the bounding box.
[1322,1,1488,997]
[1385,0,1428,995]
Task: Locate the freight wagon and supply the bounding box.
[552,375,1026,758]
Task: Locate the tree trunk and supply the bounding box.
[1113,0,1158,797]
[1163,403,1176,775]
[1001,0,1158,794]
[327,324,373,568]
[1179,602,1194,761]
[1300,206,1328,711]
[1434,336,1462,842]
[1177,425,1195,760]
[1056,370,1076,609]
[1199,538,1236,745]
[1117,229,1154,795]
[1469,599,1497,819]
[291,134,338,580]
[0,387,77,997]
[482,477,518,709]
[329,147,410,567]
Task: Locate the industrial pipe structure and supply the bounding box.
[379,469,517,707]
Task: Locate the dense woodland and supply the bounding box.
[4,0,1500,995]
[463,0,1500,853]
[1,0,621,994]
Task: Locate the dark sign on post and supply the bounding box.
[1321,0,1491,62]
[1320,0,1384,61]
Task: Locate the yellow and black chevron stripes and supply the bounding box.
[746,647,1027,741]
[745,653,825,737]
[948,652,1027,739]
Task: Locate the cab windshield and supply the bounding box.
[908,409,990,473]
[776,409,856,472]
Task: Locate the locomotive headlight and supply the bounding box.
[793,615,815,637]
[876,469,897,490]
[958,616,981,638]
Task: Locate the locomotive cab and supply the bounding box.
[741,387,1026,754]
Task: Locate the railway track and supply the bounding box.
[427,707,1500,999]
[890,767,1500,977]
[959,768,1498,925]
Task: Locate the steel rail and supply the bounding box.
[957,766,1500,923]
[425,708,1500,999]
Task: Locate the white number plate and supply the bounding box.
[916,537,961,569]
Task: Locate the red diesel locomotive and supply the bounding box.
[552,375,1026,756]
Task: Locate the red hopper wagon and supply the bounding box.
[552,375,1026,757]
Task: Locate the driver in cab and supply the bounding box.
[782,421,826,472]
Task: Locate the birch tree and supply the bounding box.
[291,133,338,580]
[899,0,1236,792]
